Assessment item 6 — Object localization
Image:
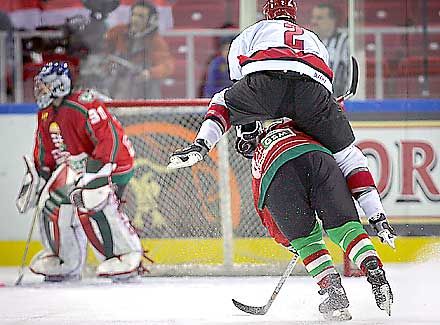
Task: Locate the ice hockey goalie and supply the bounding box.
[16,61,143,282]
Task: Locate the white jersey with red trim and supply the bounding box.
[228,20,333,92]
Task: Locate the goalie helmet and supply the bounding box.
[263,0,297,22]
[34,61,72,109]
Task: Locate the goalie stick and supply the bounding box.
[15,205,41,285]
[232,252,300,315]
[336,56,359,102]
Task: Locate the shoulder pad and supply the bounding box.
[78,90,96,103]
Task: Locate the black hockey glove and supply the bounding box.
[168,139,210,169]
[368,213,396,249]
[235,121,263,159]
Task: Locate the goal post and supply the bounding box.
[106,99,348,276]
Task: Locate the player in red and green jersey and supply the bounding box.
[240,119,393,320]
[23,61,143,282]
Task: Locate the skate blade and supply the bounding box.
[322,308,352,321]
[44,274,81,283]
[378,285,393,316]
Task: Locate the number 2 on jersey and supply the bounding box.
[284,22,304,51]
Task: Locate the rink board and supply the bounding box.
[1,236,439,267]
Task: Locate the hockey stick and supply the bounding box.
[336,56,359,102]
[232,252,300,315]
[15,205,41,285]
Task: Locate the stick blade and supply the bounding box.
[232,299,268,315]
[349,56,359,97]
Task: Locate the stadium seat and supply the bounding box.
[363,1,413,26]
[386,76,440,98]
[365,57,392,79]
[406,34,440,57]
[410,0,440,26]
[397,56,440,76]
[165,36,188,61]
[173,1,236,29]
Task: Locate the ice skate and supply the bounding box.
[318,273,352,321]
[96,252,142,281]
[363,257,393,316]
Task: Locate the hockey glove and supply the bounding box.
[368,213,396,249]
[69,162,115,212]
[235,121,263,159]
[167,139,210,169]
[16,155,47,214]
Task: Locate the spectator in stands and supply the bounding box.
[311,3,350,97]
[104,0,174,99]
[202,37,234,98]
[66,1,120,93]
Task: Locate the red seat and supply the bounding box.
[166,36,188,61]
[173,1,236,29]
[365,57,392,78]
[161,80,186,99]
[397,56,440,76]
[410,0,440,26]
[386,76,440,98]
[363,1,413,26]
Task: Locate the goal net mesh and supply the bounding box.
[107,100,346,276]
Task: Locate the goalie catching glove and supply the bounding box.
[167,139,210,169]
[368,213,396,249]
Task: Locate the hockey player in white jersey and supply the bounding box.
[168,0,395,316]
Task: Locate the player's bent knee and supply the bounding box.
[333,143,368,177]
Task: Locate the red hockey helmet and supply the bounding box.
[263,0,297,22]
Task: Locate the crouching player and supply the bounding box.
[16,61,143,282]
[238,119,394,320]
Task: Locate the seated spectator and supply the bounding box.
[202,37,234,98]
[311,3,350,97]
[104,0,174,99]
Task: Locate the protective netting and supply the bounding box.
[110,103,266,240]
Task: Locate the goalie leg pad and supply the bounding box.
[30,204,87,278]
[70,184,113,212]
[78,192,142,278]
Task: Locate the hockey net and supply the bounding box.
[106,99,351,276]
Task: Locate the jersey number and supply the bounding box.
[89,106,108,125]
[284,23,304,51]
[122,135,135,158]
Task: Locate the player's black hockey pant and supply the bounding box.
[264,150,360,241]
[225,71,355,153]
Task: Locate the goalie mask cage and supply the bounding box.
[107,99,351,277]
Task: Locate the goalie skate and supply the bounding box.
[96,252,142,280]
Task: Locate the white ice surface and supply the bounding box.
[0,261,439,325]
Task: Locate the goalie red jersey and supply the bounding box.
[33,90,135,176]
